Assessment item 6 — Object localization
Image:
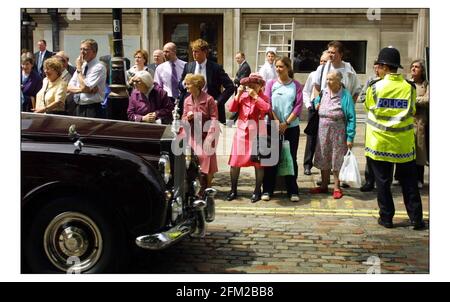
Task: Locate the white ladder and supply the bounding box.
[255,18,295,71]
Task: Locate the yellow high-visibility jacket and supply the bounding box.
[364,73,416,163]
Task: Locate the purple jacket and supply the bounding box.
[264,79,303,118]
[21,70,43,99]
[127,83,174,123]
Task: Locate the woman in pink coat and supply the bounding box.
[227,73,271,203]
[182,73,220,196]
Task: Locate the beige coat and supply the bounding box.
[414,80,429,166]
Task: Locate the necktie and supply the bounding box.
[198,64,207,92]
[38,52,44,70]
[171,62,179,98]
[83,64,89,76]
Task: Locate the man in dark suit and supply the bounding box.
[233,52,251,93]
[34,40,54,78]
[178,39,234,124]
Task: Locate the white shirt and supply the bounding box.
[195,59,208,92]
[38,50,46,69]
[302,70,317,109]
[153,58,186,97]
[68,58,106,105]
[313,60,361,97]
[258,61,277,82]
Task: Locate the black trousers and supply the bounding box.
[76,103,101,118]
[368,157,423,223]
[364,156,375,184]
[263,125,300,196]
[303,108,317,170]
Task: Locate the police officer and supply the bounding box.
[364,47,425,230]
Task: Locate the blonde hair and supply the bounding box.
[185,73,205,91]
[190,39,209,52]
[43,57,64,76]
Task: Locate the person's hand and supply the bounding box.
[347,141,353,150]
[247,88,258,99]
[203,136,215,155]
[279,122,288,135]
[32,107,45,113]
[187,111,194,121]
[76,54,84,71]
[142,113,155,123]
[148,112,156,123]
[237,85,245,96]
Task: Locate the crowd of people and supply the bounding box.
[21,37,428,230]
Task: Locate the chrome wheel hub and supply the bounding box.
[44,212,103,273]
[58,226,89,256]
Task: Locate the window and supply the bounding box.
[163,15,223,65]
[293,40,367,74]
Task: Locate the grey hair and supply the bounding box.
[327,70,343,83]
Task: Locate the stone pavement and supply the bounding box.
[133,103,429,274]
[136,213,428,273]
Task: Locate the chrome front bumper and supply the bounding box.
[135,188,216,250]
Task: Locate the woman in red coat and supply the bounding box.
[227,73,271,203]
[182,73,220,196]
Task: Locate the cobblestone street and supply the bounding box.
[133,107,429,274]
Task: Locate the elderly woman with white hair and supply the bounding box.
[310,70,356,199]
[127,70,174,124]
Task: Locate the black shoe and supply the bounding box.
[360,182,375,192]
[378,217,394,228]
[412,220,426,230]
[304,168,311,175]
[250,193,261,203]
[341,182,350,188]
[226,191,238,201]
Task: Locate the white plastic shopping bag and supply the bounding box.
[339,150,362,188]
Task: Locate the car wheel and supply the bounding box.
[25,196,128,273]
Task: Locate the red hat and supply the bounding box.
[240,72,265,86]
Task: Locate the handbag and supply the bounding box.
[338,149,362,188]
[277,137,294,176]
[303,90,323,136]
[250,119,271,163]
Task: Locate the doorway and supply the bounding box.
[163,14,223,65]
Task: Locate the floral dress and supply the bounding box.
[313,88,348,172]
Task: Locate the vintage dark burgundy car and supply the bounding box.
[21,112,216,273]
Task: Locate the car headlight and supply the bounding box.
[158,153,171,184]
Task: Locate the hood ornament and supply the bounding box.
[68,124,84,153]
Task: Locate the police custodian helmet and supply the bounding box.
[375,46,403,69]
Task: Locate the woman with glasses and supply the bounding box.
[127,49,150,86]
[309,70,356,199]
[127,70,174,124]
[33,57,67,114]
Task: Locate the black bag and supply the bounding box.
[250,122,271,163]
[303,91,322,136]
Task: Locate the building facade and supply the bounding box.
[23,8,429,86]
